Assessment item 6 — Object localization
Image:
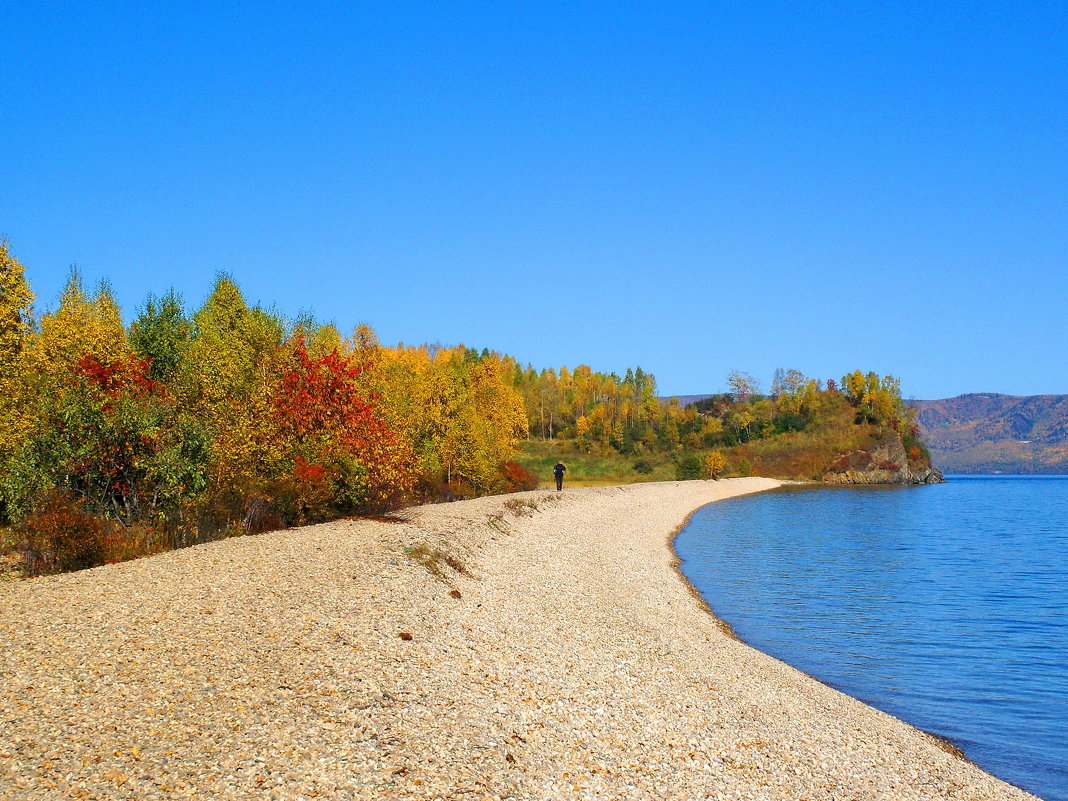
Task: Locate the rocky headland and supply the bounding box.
[823,434,945,485]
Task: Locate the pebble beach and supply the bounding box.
[0,478,1040,800]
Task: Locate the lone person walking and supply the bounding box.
[552,461,566,491]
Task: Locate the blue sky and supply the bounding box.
[2,2,1066,399]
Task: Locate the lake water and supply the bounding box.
[675,476,1068,801]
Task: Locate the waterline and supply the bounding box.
[675,478,1068,801]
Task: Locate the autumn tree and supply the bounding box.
[837,369,914,432]
[0,241,34,470]
[772,368,808,400]
[727,370,760,404]
[4,271,136,518]
[536,368,562,439]
[729,408,756,442]
[13,354,205,525]
[271,337,414,518]
[842,370,867,406]
[704,451,728,479]
[419,350,527,493]
[4,272,208,529]
[0,240,33,378]
[129,289,192,381]
[179,275,287,501]
[371,343,529,496]
[26,269,129,382]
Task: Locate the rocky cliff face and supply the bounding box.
[822,435,944,485]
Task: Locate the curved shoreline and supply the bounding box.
[666,485,972,760]
[664,487,748,642]
[0,480,1041,799]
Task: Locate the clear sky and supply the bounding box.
[2,2,1066,399]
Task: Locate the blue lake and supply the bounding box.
[675,476,1068,801]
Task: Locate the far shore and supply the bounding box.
[0,479,1038,799]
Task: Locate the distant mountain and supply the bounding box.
[662,394,717,406]
[910,393,1068,474]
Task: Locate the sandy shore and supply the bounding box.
[0,479,1039,800]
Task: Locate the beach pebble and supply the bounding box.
[0,480,1038,800]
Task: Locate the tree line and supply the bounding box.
[0,243,531,571]
[1,240,919,572]
[511,364,917,460]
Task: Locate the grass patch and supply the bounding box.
[489,492,559,533]
[403,543,470,584]
[514,440,676,486]
[503,497,540,517]
[486,511,510,533]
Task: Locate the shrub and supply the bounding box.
[196,481,283,541]
[675,454,703,481]
[101,522,169,564]
[16,490,118,575]
[632,460,653,474]
[902,433,931,467]
[500,461,540,492]
[773,411,808,434]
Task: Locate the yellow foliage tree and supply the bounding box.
[373,344,528,494]
[0,241,35,462]
[180,276,287,497]
[704,451,728,479]
[26,270,129,380]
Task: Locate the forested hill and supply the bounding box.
[910,394,1068,474]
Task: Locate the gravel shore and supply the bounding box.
[0,479,1039,800]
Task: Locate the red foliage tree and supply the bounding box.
[273,340,415,513]
[76,353,159,399]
